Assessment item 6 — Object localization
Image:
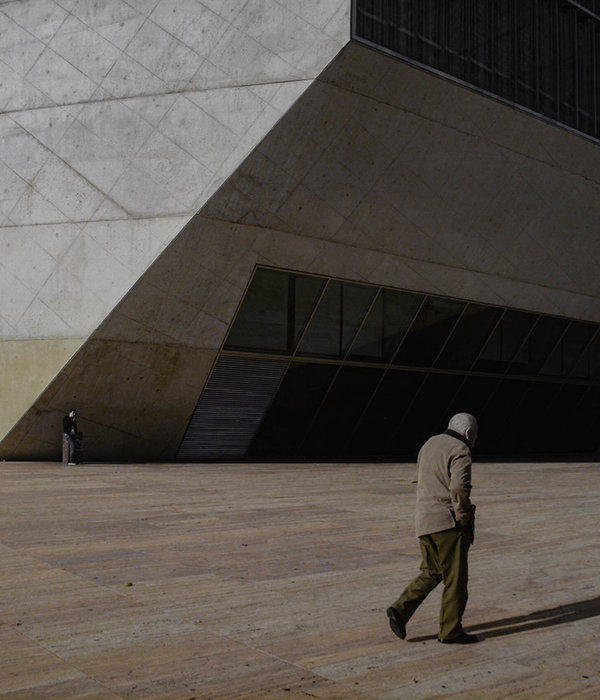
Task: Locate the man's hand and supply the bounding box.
[459,505,476,545]
[467,504,476,545]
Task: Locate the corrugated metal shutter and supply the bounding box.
[177,355,287,460]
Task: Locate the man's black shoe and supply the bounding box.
[386,607,406,640]
[438,632,479,644]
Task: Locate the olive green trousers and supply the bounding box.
[390,525,471,640]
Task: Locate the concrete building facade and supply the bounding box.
[3,0,600,462]
[0,0,349,443]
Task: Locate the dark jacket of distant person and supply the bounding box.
[63,412,78,437]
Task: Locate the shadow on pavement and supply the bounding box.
[407,596,600,642]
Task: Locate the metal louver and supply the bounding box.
[177,355,287,460]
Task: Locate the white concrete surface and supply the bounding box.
[0,0,351,437]
[0,0,350,341]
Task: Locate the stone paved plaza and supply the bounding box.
[0,460,598,699]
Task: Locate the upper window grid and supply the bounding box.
[353,0,600,141]
[222,267,600,458]
[224,267,600,383]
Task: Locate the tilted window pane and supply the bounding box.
[558,7,577,129]
[436,303,503,370]
[301,366,385,457]
[538,0,559,119]
[474,310,537,372]
[393,296,465,367]
[577,17,596,135]
[296,280,342,357]
[248,362,339,458]
[446,375,501,419]
[346,291,384,362]
[575,386,600,452]
[225,269,324,353]
[347,289,423,363]
[515,1,538,111]
[493,0,517,102]
[544,383,590,453]
[341,283,379,352]
[584,333,600,379]
[476,378,530,453]
[297,281,376,359]
[577,0,600,12]
[389,372,465,456]
[500,381,561,454]
[225,267,290,351]
[541,321,597,377]
[290,274,328,349]
[565,322,597,375]
[349,369,425,457]
[509,315,568,376]
[470,1,488,86]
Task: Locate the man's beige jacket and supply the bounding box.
[414,431,474,538]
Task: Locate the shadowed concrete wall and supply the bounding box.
[3,41,600,460]
[0,0,350,440]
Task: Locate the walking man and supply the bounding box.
[387,413,479,644]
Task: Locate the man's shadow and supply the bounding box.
[407,595,600,642]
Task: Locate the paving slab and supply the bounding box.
[0,461,598,699]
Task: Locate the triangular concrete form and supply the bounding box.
[3,41,600,461]
[0,0,350,441]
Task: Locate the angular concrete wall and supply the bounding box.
[0,0,350,439]
[3,40,600,461]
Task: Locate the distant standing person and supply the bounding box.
[62,409,81,465]
[387,413,479,644]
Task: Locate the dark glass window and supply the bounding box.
[347,289,423,363]
[393,296,465,367]
[538,1,558,118]
[349,369,425,457]
[301,366,385,457]
[183,266,600,461]
[248,362,339,458]
[297,281,377,358]
[509,315,568,376]
[476,378,530,453]
[559,6,578,128]
[354,0,600,141]
[474,310,537,373]
[446,375,501,418]
[575,386,600,452]
[577,331,600,379]
[389,372,465,456]
[545,383,590,453]
[291,274,329,349]
[577,13,597,135]
[436,303,503,370]
[562,322,597,376]
[541,321,597,377]
[500,381,562,454]
[516,2,538,111]
[225,269,325,353]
